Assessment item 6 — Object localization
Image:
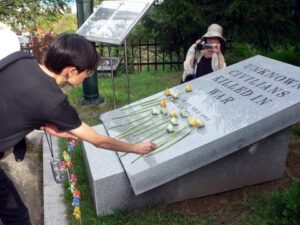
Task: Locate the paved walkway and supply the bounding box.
[0,131,44,225]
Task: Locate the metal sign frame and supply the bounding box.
[77,0,155,45]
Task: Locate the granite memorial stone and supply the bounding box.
[100,55,300,195]
[83,55,300,214]
[83,124,290,215]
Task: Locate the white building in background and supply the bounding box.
[70,2,77,14]
[0,22,20,60]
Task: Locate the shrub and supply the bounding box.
[225,42,259,65]
[265,45,300,66]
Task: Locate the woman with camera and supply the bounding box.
[181,23,226,83]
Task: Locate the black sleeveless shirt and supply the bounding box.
[195,56,213,78]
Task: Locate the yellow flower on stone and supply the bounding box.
[160,98,167,108]
[169,109,178,118]
[185,84,192,92]
[188,117,204,128]
[165,88,171,96]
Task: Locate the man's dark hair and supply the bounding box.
[44,33,99,74]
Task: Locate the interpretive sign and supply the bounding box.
[77,0,155,45]
[100,55,300,195]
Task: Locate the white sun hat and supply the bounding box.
[201,23,226,42]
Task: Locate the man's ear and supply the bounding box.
[65,67,77,78]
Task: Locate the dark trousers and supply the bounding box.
[0,138,27,161]
[13,138,27,161]
[0,167,31,225]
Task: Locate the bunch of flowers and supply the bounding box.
[110,85,194,160]
[131,108,204,163]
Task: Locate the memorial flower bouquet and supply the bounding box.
[108,85,194,160]
[131,114,205,163]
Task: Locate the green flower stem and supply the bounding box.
[121,100,160,115]
[112,108,151,120]
[150,129,168,142]
[119,119,168,139]
[121,95,162,111]
[122,98,159,110]
[131,128,194,163]
[115,116,157,139]
[118,119,168,159]
[130,103,159,113]
[140,100,161,107]
[131,119,170,138]
[108,113,151,130]
[131,154,144,164]
[146,128,194,158]
[139,103,160,110]
[156,125,189,147]
[134,125,167,144]
[119,152,127,158]
[121,94,171,112]
[116,118,167,139]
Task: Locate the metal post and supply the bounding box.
[76,0,104,105]
[76,0,84,28]
[109,45,116,109]
[124,40,130,103]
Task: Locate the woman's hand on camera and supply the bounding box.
[195,39,202,45]
[212,43,221,53]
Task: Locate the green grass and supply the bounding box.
[248,180,300,225]
[67,69,181,126]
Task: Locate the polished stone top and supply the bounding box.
[100,55,300,195]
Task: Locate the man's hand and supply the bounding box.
[133,141,157,154]
[41,123,78,139]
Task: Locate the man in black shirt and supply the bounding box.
[0,33,156,225]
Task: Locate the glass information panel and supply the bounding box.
[77,0,155,45]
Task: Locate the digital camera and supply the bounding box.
[195,43,213,51]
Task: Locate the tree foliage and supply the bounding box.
[0,0,72,30]
[135,0,300,52]
[94,0,102,7]
[224,0,298,48]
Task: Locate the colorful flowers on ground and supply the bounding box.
[60,140,83,225]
